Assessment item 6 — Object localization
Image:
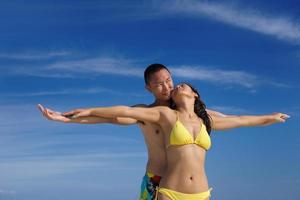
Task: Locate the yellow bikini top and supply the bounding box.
[168,111,211,150]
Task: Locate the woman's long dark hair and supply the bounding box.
[170,83,212,134]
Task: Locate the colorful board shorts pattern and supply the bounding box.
[139,172,162,200]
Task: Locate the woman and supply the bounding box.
[66,83,289,200]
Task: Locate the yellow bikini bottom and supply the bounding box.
[156,187,212,200]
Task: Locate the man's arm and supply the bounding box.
[70,105,164,124]
[37,104,137,125]
[68,115,137,125]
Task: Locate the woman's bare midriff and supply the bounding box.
[159,145,209,193]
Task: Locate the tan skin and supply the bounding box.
[38,68,227,177]
[69,83,289,200]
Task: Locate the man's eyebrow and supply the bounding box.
[153,77,171,84]
[153,81,163,84]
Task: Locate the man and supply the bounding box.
[39,63,227,200]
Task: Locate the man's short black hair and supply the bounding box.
[144,63,170,85]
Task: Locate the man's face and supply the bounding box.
[146,69,174,101]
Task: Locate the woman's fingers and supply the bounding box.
[281,114,290,119]
[276,113,290,122]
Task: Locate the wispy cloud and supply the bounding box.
[0,158,103,181]
[5,87,147,98]
[0,189,16,196]
[4,54,289,89]
[12,56,143,79]
[46,57,143,77]
[39,58,263,88]
[160,0,300,44]
[0,51,71,60]
[171,65,258,88]
[209,105,252,115]
[0,152,145,182]
[171,65,292,89]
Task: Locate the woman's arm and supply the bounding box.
[71,106,164,124]
[211,112,290,130]
[38,104,137,125]
[206,109,232,117]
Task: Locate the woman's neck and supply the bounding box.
[177,98,195,117]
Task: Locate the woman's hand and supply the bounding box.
[265,112,290,125]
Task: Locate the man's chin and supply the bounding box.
[161,95,171,101]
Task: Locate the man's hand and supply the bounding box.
[37,104,71,123]
[62,109,86,118]
[63,109,92,119]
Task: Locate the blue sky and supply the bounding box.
[0,0,299,199]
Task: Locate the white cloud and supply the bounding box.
[6,87,132,97]
[10,56,143,79]
[34,56,287,89]
[0,189,16,195]
[46,57,143,77]
[171,65,259,88]
[161,0,300,44]
[4,87,147,98]
[3,53,289,89]
[209,105,252,115]
[0,51,70,60]
[0,152,145,182]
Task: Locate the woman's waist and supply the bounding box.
[163,166,207,181]
[160,167,208,192]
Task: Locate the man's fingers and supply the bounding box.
[37,104,45,113]
[62,111,75,116]
[47,108,61,115]
[37,104,48,118]
[63,110,81,118]
[44,109,51,120]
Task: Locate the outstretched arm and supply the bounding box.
[211,112,290,130]
[206,109,233,117]
[71,106,164,124]
[37,104,137,125]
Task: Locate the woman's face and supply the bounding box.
[171,83,197,102]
